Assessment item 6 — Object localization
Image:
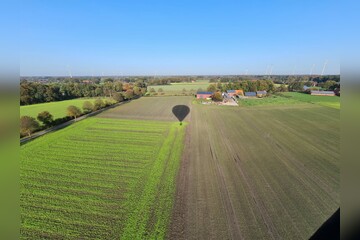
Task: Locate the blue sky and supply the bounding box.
[20,0,343,76]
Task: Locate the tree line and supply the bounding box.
[20,79,147,105]
[207,79,340,93]
[207,80,276,93]
[20,98,121,137]
[208,75,340,84]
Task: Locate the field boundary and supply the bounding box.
[20,100,131,144]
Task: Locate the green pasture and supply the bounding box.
[20,98,113,120]
[281,92,340,109]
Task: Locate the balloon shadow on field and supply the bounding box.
[172,105,190,125]
[309,208,340,240]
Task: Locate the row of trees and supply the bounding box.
[288,80,340,91]
[207,75,340,84]
[20,80,147,105]
[206,79,340,93]
[20,96,124,137]
[207,80,276,93]
[147,77,199,86]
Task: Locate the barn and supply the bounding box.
[226,90,236,97]
[227,89,244,97]
[310,90,335,96]
[196,91,213,99]
[235,89,244,96]
[245,92,257,97]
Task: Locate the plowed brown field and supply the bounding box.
[169,103,340,240]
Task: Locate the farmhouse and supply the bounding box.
[196,91,213,99]
[235,89,244,96]
[244,92,257,97]
[227,89,244,97]
[310,90,335,96]
[226,90,236,97]
[256,90,267,97]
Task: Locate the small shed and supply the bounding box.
[245,92,257,97]
[196,91,213,99]
[256,91,267,97]
[310,91,335,96]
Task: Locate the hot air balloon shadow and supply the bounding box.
[172,105,190,125]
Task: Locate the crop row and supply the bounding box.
[21,117,185,239]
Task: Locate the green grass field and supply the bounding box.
[20,117,186,239]
[147,80,209,95]
[281,92,340,109]
[237,95,301,107]
[20,98,112,121]
[237,92,340,109]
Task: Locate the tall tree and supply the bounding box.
[212,92,223,101]
[124,89,134,99]
[37,111,54,127]
[82,101,94,113]
[67,105,82,121]
[94,98,105,110]
[112,92,124,102]
[20,116,39,137]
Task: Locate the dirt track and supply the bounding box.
[168,103,340,239]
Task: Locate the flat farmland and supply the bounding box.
[21,116,186,239]
[98,96,192,121]
[169,103,340,239]
[147,80,209,94]
[20,96,340,239]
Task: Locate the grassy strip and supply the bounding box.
[280,92,340,109]
[149,123,187,239]
[121,123,187,239]
[237,95,301,107]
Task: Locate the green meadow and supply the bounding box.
[20,98,112,120]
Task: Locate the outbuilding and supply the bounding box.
[196,91,213,99]
[310,90,335,96]
[226,90,236,97]
[256,90,267,97]
[245,92,257,97]
[227,89,244,97]
[235,89,244,96]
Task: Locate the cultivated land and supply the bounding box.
[98,96,192,121]
[21,95,339,239]
[20,98,112,121]
[20,114,187,238]
[169,99,340,239]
